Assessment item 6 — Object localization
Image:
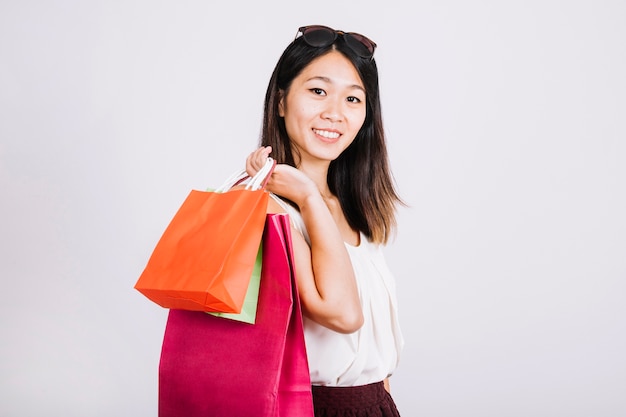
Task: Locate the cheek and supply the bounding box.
[285,103,315,127]
[283,107,307,138]
[351,109,367,131]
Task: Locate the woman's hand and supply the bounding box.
[245,147,318,206]
[245,146,273,177]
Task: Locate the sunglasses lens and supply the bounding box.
[345,33,375,58]
[297,25,376,59]
[302,26,336,47]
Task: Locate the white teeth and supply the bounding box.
[313,129,340,139]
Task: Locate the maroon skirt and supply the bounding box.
[311,381,401,417]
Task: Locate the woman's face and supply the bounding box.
[279,50,367,168]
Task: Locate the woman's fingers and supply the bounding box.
[246,146,272,176]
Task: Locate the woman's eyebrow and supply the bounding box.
[305,76,366,93]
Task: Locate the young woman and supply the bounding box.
[246,25,404,417]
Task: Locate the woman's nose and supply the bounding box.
[320,99,343,122]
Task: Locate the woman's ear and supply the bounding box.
[278,89,285,117]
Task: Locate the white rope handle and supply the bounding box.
[215,157,275,192]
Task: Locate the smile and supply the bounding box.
[313,129,340,140]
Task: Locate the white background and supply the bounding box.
[1,1,625,416]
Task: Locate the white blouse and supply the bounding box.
[270,195,404,387]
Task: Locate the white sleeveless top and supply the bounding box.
[270,194,404,387]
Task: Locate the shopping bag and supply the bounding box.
[207,242,262,324]
[158,214,314,417]
[134,158,275,313]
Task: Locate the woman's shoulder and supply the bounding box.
[269,194,310,245]
[267,193,289,214]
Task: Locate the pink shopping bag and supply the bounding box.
[158,214,314,417]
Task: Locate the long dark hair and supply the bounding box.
[260,32,403,244]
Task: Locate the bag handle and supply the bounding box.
[215,157,276,192]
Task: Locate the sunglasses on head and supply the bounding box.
[295,25,377,60]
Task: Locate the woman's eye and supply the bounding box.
[347,96,362,103]
[310,88,326,96]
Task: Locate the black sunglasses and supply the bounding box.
[295,25,377,60]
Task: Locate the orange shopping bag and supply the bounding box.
[134,158,276,313]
